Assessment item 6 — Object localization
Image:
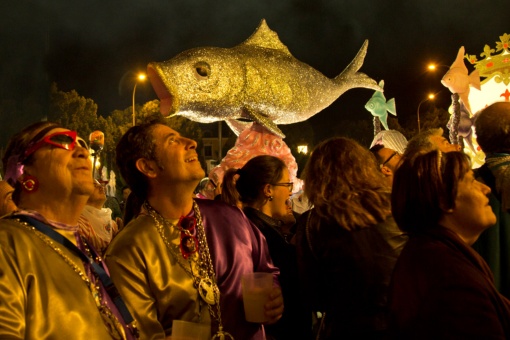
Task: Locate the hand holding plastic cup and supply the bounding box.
[241,272,273,323]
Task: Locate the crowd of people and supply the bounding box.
[0,101,509,339]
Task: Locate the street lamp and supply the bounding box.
[427,63,450,72]
[417,93,435,133]
[132,73,147,126]
[297,143,308,154]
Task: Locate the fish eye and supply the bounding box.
[194,62,210,80]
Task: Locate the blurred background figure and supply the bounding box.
[370,129,408,155]
[370,144,403,187]
[472,101,510,298]
[78,179,120,255]
[119,185,131,212]
[0,180,17,216]
[193,177,214,200]
[390,150,510,338]
[403,127,461,158]
[296,137,406,339]
[104,187,123,221]
[370,130,408,187]
[223,155,310,339]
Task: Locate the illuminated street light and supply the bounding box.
[132,73,147,126]
[417,93,435,133]
[297,143,308,154]
[427,63,450,71]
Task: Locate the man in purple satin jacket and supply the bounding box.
[105,120,283,340]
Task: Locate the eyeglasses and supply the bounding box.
[24,130,88,160]
[273,182,294,192]
[177,215,198,259]
[380,151,399,168]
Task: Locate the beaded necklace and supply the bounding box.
[17,219,127,340]
[145,201,234,339]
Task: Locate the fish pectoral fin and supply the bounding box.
[225,119,251,136]
[246,108,285,138]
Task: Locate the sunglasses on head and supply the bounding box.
[24,130,88,160]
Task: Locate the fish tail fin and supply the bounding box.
[333,40,381,92]
[386,98,397,115]
[336,40,368,77]
[469,69,481,90]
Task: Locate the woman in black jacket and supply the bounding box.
[223,155,310,339]
[295,137,407,339]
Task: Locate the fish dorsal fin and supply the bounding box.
[449,46,468,72]
[239,19,292,56]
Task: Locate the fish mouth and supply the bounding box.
[147,63,176,117]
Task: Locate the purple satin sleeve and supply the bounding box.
[196,199,280,340]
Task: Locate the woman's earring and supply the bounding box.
[269,196,273,201]
[21,175,39,193]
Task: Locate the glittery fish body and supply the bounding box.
[148,19,381,137]
[364,80,396,130]
[441,46,481,113]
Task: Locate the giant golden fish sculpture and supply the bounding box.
[148,19,381,137]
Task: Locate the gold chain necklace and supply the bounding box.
[145,201,234,339]
[16,219,127,340]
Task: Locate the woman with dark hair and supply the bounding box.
[223,155,310,339]
[217,168,242,208]
[296,137,406,339]
[389,150,510,338]
[0,121,137,339]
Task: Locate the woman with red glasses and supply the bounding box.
[0,122,138,339]
[222,155,311,340]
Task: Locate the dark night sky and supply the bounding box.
[0,0,507,145]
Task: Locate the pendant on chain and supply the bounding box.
[199,277,219,305]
